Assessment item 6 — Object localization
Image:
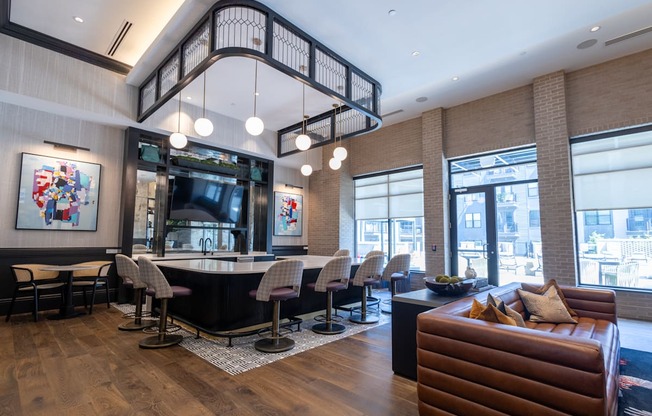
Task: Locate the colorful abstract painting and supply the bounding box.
[16,153,101,231]
[274,192,302,236]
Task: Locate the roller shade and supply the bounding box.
[355,169,423,220]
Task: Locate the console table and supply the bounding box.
[392,289,474,380]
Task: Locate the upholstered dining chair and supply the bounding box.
[71,260,112,314]
[248,259,304,353]
[6,264,65,322]
[349,255,384,324]
[137,256,192,348]
[380,253,411,313]
[115,254,155,331]
[333,249,350,257]
[307,256,352,335]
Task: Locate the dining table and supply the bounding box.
[40,264,101,320]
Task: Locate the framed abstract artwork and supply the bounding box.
[273,191,303,236]
[15,152,101,231]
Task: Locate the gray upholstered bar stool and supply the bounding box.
[307,256,352,335]
[248,259,304,353]
[137,257,192,349]
[349,254,384,324]
[380,253,411,313]
[115,254,155,331]
[333,249,350,257]
[71,260,112,314]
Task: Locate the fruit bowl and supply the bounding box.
[424,276,475,296]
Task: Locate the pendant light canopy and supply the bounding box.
[194,72,214,137]
[170,93,187,149]
[245,60,264,136]
[295,84,311,151]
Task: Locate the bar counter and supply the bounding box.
[148,256,361,334]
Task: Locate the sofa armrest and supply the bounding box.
[561,286,617,324]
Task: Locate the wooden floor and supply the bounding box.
[0,306,419,416]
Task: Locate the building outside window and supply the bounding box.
[572,126,652,290]
[354,168,424,271]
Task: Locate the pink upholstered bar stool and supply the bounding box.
[249,259,304,353]
[307,256,352,335]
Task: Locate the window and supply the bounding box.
[584,210,612,225]
[528,183,539,197]
[354,168,425,270]
[529,210,540,227]
[465,213,481,228]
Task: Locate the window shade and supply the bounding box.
[355,169,423,220]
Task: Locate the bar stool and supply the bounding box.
[333,249,350,257]
[71,261,112,314]
[115,254,155,331]
[364,250,385,298]
[380,253,411,313]
[349,255,384,324]
[307,256,352,335]
[137,257,192,349]
[6,264,64,322]
[248,259,304,353]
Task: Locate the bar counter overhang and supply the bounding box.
[147,256,362,334]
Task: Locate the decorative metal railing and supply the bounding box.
[137,0,382,157]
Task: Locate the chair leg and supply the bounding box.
[119,288,155,331]
[312,291,346,335]
[139,299,183,349]
[81,287,88,310]
[33,286,39,322]
[89,283,97,315]
[5,287,18,322]
[254,300,295,353]
[104,279,111,309]
[350,285,379,324]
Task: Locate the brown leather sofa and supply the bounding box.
[416,282,619,416]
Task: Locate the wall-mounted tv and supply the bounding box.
[169,176,244,223]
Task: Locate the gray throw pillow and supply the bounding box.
[487,293,526,328]
[517,286,578,324]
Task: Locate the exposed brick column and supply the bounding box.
[533,71,575,285]
[422,108,449,275]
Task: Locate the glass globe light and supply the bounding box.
[245,116,264,136]
[169,132,187,149]
[329,157,342,170]
[300,164,313,176]
[295,134,311,151]
[194,117,214,137]
[333,146,348,161]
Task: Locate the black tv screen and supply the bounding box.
[169,176,244,223]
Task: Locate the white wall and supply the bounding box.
[272,165,309,247]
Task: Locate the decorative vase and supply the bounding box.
[465,266,477,279]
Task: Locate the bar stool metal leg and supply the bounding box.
[139,299,184,349]
[350,285,380,324]
[312,291,346,334]
[254,300,295,353]
[119,288,156,331]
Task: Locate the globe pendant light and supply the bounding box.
[329,156,342,170]
[170,93,187,149]
[333,103,348,161]
[194,72,214,137]
[295,84,311,151]
[301,163,313,176]
[245,60,264,136]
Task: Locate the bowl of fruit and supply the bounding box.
[424,275,475,296]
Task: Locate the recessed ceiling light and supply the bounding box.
[590,26,601,32]
[412,51,420,57]
[416,96,428,103]
[388,9,397,16]
[186,96,192,100]
[452,76,460,81]
[73,16,84,23]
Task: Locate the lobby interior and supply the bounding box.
[2,1,652,414]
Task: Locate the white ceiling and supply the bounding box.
[8,0,652,129]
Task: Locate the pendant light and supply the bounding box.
[245,60,264,136]
[329,103,342,170]
[170,93,187,149]
[194,72,214,137]
[333,103,348,161]
[301,147,312,176]
[295,84,311,151]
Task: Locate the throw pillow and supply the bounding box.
[469,299,517,326]
[517,286,578,324]
[520,279,577,317]
[487,293,526,328]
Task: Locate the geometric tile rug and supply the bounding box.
[111,292,390,375]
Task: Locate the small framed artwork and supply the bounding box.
[15,152,101,231]
[273,191,303,236]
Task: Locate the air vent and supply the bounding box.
[605,25,652,46]
[106,19,133,57]
[382,109,404,118]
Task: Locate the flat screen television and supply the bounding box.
[169,176,244,223]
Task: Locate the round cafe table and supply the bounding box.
[40,264,101,320]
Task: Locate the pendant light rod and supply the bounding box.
[177,92,182,131]
[253,60,258,116]
[202,71,207,118]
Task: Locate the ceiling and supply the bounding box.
[7,0,652,130]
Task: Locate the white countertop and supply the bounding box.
[133,251,270,261]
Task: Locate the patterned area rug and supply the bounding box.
[620,348,652,415]
[112,291,390,375]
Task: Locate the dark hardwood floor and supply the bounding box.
[1,306,418,416]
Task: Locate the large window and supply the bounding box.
[573,126,652,290]
[354,168,424,270]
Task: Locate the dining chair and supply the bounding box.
[307,256,352,334]
[349,255,384,324]
[71,260,112,314]
[6,264,65,322]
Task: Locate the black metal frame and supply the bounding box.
[135,0,382,157]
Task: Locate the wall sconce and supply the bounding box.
[43,140,90,152]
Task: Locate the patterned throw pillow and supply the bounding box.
[520,279,577,317]
[517,286,578,324]
[469,299,517,326]
[487,293,527,328]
